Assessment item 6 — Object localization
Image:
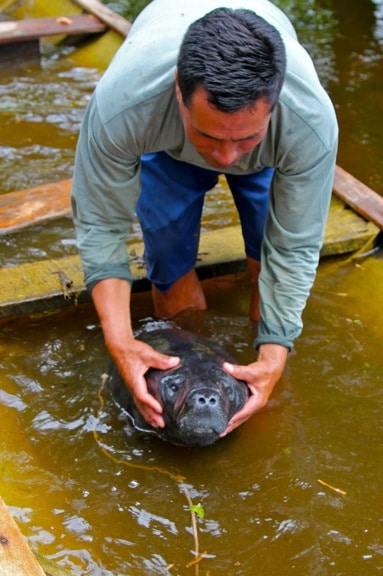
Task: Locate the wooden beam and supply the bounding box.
[1,164,383,236]
[333,165,383,230]
[0,180,72,234]
[0,214,379,319]
[70,0,131,37]
[0,14,106,45]
[0,497,45,576]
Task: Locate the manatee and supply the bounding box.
[107,328,249,447]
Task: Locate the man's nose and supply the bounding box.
[211,141,240,167]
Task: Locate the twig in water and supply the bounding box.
[317,478,347,495]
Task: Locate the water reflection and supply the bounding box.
[325,0,383,190]
[0,61,100,192]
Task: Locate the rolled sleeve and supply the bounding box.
[255,136,338,350]
[71,95,141,292]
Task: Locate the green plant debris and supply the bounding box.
[189,503,205,519]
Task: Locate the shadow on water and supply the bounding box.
[1,251,383,575]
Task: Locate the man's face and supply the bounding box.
[176,80,271,170]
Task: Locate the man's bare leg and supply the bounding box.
[247,256,261,322]
[152,268,207,318]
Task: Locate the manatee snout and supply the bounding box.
[191,387,225,411]
[177,385,229,437]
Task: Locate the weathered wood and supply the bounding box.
[0,180,72,234]
[0,497,45,576]
[70,0,131,37]
[0,14,106,45]
[2,164,382,235]
[321,195,379,256]
[0,213,379,319]
[333,165,383,230]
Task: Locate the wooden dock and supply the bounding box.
[0,195,379,319]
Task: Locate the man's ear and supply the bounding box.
[174,69,182,104]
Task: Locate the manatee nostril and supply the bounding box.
[196,394,218,406]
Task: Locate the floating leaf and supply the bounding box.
[189,503,205,519]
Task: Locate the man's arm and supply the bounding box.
[92,278,180,428]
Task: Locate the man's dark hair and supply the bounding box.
[177,8,286,113]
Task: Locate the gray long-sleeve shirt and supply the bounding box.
[71,0,338,350]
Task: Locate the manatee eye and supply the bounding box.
[221,374,236,401]
[162,374,185,399]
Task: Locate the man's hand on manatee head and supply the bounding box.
[113,338,180,429]
[220,343,289,436]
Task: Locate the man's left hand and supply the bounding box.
[221,343,289,436]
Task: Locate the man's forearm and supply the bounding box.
[91,277,134,357]
[256,342,289,382]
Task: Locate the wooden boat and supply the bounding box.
[0,0,382,322]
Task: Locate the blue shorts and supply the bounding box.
[136,151,273,292]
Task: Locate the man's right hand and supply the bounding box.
[91,277,179,428]
[111,336,180,428]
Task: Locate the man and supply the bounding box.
[71,0,338,435]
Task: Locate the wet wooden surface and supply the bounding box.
[71,0,131,37]
[1,166,382,235]
[0,497,45,576]
[0,202,379,319]
[0,14,106,44]
[0,180,72,234]
[333,165,383,230]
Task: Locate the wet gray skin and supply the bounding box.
[107,328,249,447]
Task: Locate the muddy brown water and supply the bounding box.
[1,255,383,575]
[1,0,383,574]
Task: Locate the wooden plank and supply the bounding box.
[0,14,106,45]
[2,165,382,235]
[70,0,132,37]
[0,497,45,576]
[0,214,379,319]
[0,180,72,234]
[333,165,383,230]
[321,195,379,256]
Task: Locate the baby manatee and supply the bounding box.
[107,328,249,447]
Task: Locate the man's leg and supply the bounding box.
[137,152,218,318]
[152,268,207,318]
[226,168,274,322]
